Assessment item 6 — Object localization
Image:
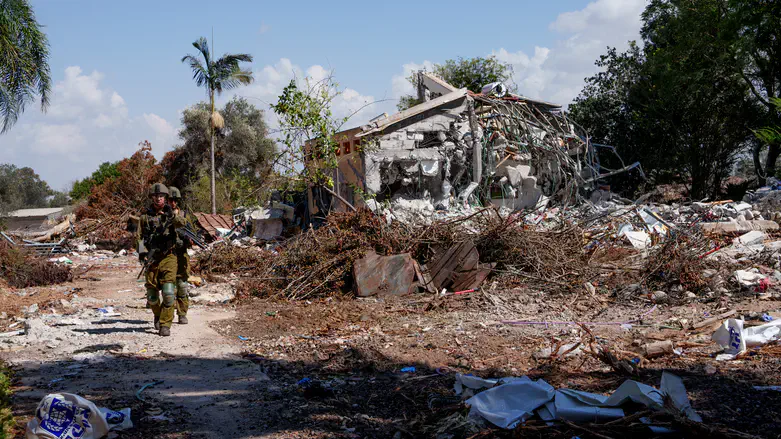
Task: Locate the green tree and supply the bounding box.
[570,0,761,198]
[0,0,51,133]
[162,97,276,211]
[48,191,69,207]
[69,161,120,200]
[0,164,52,214]
[181,37,254,214]
[398,56,515,110]
[754,98,781,148]
[729,0,781,182]
[272,76,356,214]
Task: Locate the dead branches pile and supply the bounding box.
[197,207,597,299]
[0,241,72,288]
[642,228,712,299]
[74,144,163,248]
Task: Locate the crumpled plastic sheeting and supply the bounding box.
[458,372,699,429]
[26,393,132,439]
[713,318,781,360]
[734,269,768,288]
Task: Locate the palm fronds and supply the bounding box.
[0,0,51,133]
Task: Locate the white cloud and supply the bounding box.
[30,124,86,155]
[396,0,645,107]
[258,22,271,34]
[111,92,125,108]
[93,113,113,128]
[3,66,176,189]
[496,0,646,105]
[143,113,177,148]
[391,60,435,99]
[235,58,381,131]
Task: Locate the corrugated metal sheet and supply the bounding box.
[193,213,235,239]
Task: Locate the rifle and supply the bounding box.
[136,212,174,280]
[176,225,207,250]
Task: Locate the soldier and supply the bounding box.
[167,186,190,325]
[137,183,183,336]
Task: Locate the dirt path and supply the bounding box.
[2,254,270,438]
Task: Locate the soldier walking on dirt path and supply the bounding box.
[168,186,191,325]
[137,183,184,336]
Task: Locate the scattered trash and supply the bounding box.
[637,340,674,358]
[753,386,781,392]
[136,380,164,402]
[25,393,132,439]
[400,366,416,373]
[712,318,781,360]
[48,256,73,265]
[96,306,121,317]
[297,377,312,386]
[463,372,700,429]
[237,335,249,341]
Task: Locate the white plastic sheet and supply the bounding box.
[462,372,699,429]
[26,393,131,439]
[713,318,781,360]
[734,269,767,287]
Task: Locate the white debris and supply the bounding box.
[734,269,767,287]
[733,230,766,247]
[463,372,699,429]
[712,318,781,360]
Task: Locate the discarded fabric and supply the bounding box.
[459,372,699,429]
[25,393,132,439]
[400,366,416,373]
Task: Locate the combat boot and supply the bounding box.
[159,326,171,337]
[179,315,188,325]
[154,316,160,330]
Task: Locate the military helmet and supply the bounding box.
[168,186,182,200]
[149,183,169,197]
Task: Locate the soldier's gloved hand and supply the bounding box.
[139,252,147,263]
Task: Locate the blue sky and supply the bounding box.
[3,0,647,190]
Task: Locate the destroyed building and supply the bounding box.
[307,72,635,219]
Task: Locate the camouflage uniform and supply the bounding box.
[167,186,190,324]
[137,183,184,336]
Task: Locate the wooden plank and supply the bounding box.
[692,310,737,330]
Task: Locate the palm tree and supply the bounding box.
[0,0,51,133]
[182,37,253,214]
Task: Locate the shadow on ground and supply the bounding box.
[10,348,781,439]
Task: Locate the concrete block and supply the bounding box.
[252,218,284,241]
[733,230,766,246]
[700,220,780,235]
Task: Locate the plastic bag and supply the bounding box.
[26,393,131,439]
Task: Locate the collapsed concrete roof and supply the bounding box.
[308,72,636,218]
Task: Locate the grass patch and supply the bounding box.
[0,363,13,439]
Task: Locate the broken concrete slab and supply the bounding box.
[252,218,284,241]
[700,220,779,234]
[353,251,416,297]
[733,230,767,246]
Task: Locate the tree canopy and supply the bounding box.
[161,97,276,212]
[70,161,120,200]
[0,164,53,215]
[398,56,514,110]
[0,0,51,133]
[570,0,767,199]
